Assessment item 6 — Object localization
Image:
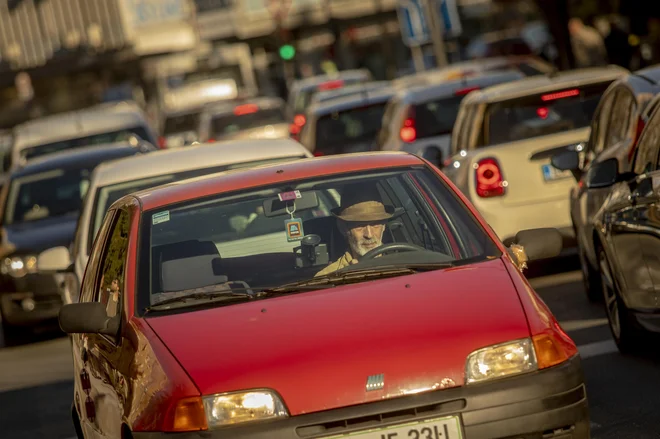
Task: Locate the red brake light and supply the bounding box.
[454,86,480,96]
[234,104,259,115]
[207,138,215,143]
[541,89,580,101]
[289,123,301,135]
[399,107,417,143]
[318,80,344,91]
[475,157,506,198]
[313,151,324,156]
[293,114,306,126]
[157,136,167,149]
[536,107,549,119]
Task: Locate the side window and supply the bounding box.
[588,91,614,157]
[94,209,130,320]
[79,209,117,303]
[451,104,468,155]
[604,90,634,149]
[634,106,660,175]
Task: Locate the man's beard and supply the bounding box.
[349,236,383,257]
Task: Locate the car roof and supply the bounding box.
[10,142,144,178]
[462,66,628,103]
[129,152,423,211]
[92,138,313,187]
[162,79,240,115]
[396,70,526,103]
[312,81,391,103]
[308,87,396,115]
[203,96,286,116]
[12,101,149,150]
[291,69,372,92]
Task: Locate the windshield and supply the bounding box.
[211,106,286,136]
[481,81,612,146]
[413,95,464,139]
[5,167,92,225]
[137,166,500,313]
[314,103,388,154]
[22,126,151,162]
[164,113,200,135]
[87,155,308,253]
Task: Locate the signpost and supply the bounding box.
[397,0,462,71]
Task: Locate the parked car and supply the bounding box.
[551,65,660,301]
[197,97,289,142]
[588,101,660,353]
[0,141,154,344]
[38,139,312,306]
[442,66,627,250]
[299,87,395,156]
[55,152,587,439]
[377,70,525,167]
[9,101,158,171]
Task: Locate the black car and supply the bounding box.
[0,140,154,344]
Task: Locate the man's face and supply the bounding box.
[346,221,386,257]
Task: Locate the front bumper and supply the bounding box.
[133,355,589,439]
[0,272,64,326]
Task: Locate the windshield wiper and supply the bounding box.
[144,291,255,313]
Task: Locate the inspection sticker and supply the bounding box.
[152,210,170,225]
[278,190,302,202]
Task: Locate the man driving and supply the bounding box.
[315,184,395,277]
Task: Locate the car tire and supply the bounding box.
[599,249,645,355]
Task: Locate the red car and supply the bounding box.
[53,152,589,439]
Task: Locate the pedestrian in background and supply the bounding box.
[569,17,609,67]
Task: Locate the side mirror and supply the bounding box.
[512,228,563,263]
[58,302,119,336]
[37,246,73,272]
[422,147,444,169]
[551,149,580,171]
[586,157,618,189]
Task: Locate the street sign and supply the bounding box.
[397,0,462,47]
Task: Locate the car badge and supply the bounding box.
[366,373,385,391]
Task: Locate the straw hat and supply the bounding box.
[332,184,395,222]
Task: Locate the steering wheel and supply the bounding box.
[361,242,427,260]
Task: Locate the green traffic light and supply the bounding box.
[279,44,296,60]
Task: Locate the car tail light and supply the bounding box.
[399,107,416,143]
[318,80,344,91]
[541,88,580,101]
[454,86,480,96]
[207,138,215,143]
[536,107,549,119]
[157,136,167,149]
[293,114,306,126]
[234,104,259,115]
[313,151,324,156]
[475,157,505,198]
[167,397,208,432]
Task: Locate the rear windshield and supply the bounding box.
[293,78,367,114]
[481,81,612,146]
[164,113,200,135]
[413,95,464,139]
[23,126,151,162]
[314,103,388,154]
[211,107,286,136]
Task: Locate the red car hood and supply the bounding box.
[147,258,530,415]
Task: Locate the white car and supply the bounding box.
[37,139,312,304]
[442,66,627,250]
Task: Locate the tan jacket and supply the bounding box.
[315,251,355,277]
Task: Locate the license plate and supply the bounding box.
[322,416,462,439]
[542,164,571,181]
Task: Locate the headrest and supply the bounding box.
[161,254,227,292]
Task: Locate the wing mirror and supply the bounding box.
[58,302,119,336]
[508,228,563,270]
[585,157,626,189]
[37,246,73,273]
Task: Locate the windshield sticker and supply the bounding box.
[278,190,302,202]
[152,211,170,225]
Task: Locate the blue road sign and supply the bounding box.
[397,0,462,47]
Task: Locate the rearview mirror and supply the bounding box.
[37,246,72,272]
[586,157,618,189]
[58,302,119,336]
[513,228,563,262]
[551,149,580,171]
[263,191,319,217]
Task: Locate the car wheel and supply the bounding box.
[578,237,601,302]
[599,249,645,354]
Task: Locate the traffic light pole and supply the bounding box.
[421,0,448,68]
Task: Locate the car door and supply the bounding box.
[606,111,660,310]
[84,207,132,439]
[73,209,116,439]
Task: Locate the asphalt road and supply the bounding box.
[2,256,660,439]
